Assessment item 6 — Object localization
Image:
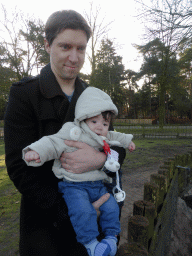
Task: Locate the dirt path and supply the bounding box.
[119,143,192,247]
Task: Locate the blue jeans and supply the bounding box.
[58,180,121,245]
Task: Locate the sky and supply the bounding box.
[0,0,146,75]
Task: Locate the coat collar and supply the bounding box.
[62,75,87,123]
[39,63,86,99]
[39,63,65,98]
[39,63,88,124]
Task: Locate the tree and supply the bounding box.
[0,43,17,118]
[0,5,48,80]
[20,20,49,74]
[84,2,113,82]
[170,82,192,119]
[178,45,192,99]
[128,91,142,119]
[136,38,186,121]
[92,39,127,114]
[125,69,139,91]
[135,0,192,127]
[0,6,49,118]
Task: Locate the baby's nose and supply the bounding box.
[96,125,102,130]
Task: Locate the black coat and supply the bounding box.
[4,63,126,256]
[4,64,90,256]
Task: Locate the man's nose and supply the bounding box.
[69,49,78,63]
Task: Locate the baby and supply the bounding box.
[23,87,135,256]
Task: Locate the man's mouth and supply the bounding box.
[65,65,78,69]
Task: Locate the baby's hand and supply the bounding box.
[128,141,135,152]
[25,150,41,163]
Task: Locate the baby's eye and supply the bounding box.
[92,120,96,124]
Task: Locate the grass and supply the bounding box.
[0,140,21,256]
[115,126,192,134]
[122,139,192,171]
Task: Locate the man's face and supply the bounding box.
[45,29,87,82]
[85,114,110,137]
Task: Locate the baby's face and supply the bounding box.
[85,114,110,137]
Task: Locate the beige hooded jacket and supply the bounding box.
[23,87,133,182]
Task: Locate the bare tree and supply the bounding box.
[142,0,191,49]
[83,2,113,79]
[0,5,47,80]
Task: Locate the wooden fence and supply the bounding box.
[115,119,153,125]
[117,152,192,256]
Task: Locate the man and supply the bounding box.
[4,10,126,256]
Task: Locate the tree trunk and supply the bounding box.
[158,83,165,129]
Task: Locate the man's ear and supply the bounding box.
[44,38,51,54]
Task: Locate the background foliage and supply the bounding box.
[0,0,192,126]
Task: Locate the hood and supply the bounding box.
[74,87,118,124]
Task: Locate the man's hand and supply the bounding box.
[60,140,106,174]
[92,193,110,217]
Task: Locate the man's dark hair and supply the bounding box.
[45,10,92,46]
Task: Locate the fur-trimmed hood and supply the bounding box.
[74,87,118,125]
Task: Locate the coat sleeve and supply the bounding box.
[107,131,133,149]
[4,85,61,209]
[22,124,73,166]
[22,136,64,166]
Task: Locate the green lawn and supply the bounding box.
[122,139,192,170]
[0,140,20,256]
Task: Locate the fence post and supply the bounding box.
[175,154,182,165]
[150,174,167,212]
[163,159,175,180]
[117,242,148,256]
[158,169,170,187]
[133,200,156,241]
[144,182,159,211]
[189,151,192,163]
[128,215,149,249]
[189,152,192,180]
[175,153,188,166]
[177,166,188,195]
[184,153,191,170]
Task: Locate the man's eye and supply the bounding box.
[92,121,96,124]
[78,46,86,51]
[62,44,71,50]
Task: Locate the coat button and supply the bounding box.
[53,222,58,228]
